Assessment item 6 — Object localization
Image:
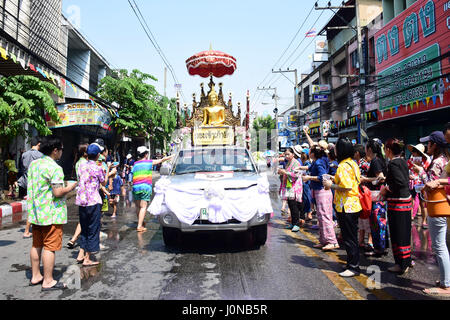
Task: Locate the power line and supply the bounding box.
[128,0,186,103]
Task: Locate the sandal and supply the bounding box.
[423,287,450,296]
[29,278,43,286]
[41,280,67,292]
[67,241,75,249]
[137,227,147,233]
[82,261,100,267]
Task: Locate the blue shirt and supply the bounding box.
[110,175,123,195]
[309,156,330,190]
[329,160,339,176]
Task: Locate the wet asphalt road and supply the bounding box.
[0,174,448,300]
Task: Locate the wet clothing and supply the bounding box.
[313,188,337,245]
[76,160,106,207]
[370,201,389,252]
[110,175,123,196]
[309,156,329,191]
[386,157,412,271]
[132,159,153,202]
[79,204,102,253]
[367,157,386,191]
[334,159,362,214]
[27,156,67,226]
[280,159,303,202]
[337,210,361,272]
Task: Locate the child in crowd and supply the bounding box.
[108,162,123,219]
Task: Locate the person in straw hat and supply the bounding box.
[407,143,431,222]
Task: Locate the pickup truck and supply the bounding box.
[149,146,273,247]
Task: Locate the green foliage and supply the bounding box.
[96,69,177,146]
[0,75,62,146]
[252,115,276,150]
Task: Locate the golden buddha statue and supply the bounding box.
[202,83,225,126]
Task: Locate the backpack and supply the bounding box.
[345,162,372,219]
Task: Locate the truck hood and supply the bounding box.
[166,171,262,190]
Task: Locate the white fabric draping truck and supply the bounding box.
[149,175,273,225]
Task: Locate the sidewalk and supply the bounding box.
[0,187,77,227]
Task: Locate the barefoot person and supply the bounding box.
[75,143,113,266]
[27,136,77,291]
[132,146,174,232]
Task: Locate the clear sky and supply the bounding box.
[62,0,334,117]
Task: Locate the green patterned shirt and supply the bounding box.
[27,156,67,226]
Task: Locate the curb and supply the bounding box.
[0,191,77,226]
[0,200,27,219]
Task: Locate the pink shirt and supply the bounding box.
[76,161,105,207]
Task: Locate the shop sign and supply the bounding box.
[193,127,235,146]
[313,94,328,102]
[46,103,112,130]
[311,84,331,95]
[375,0,450,121]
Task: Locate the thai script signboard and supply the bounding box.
[46,103,113,130]
[375,0,450,121]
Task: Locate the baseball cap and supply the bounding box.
[87,143,102,156]
[112,162,120,167]
[126,154,132,159]
[137,146,150,155]
[420,131,448,147]
[301,143,309,149]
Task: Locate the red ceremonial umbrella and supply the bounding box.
[186,49,237,78]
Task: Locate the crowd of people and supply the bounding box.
[19,135,173,291]
[277,123,450,296]
[3,122,450,295]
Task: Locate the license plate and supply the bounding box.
[200,208,209,220]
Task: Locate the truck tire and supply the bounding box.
[162,227,181,247]
[252,224,268,246]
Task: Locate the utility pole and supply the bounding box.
[164,67,167,97]
[272,68,300,112]
[315,0,367,143]
[257,86,279,153]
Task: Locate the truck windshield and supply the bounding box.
[174,148,256,175]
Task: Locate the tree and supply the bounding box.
[0,75,62,146]
[252,115,276,150]
[96,69,177,146]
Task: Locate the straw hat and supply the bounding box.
[407,143,427,158]
[292,145,303,158]
[318,140,329,153]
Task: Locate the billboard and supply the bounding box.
[46,103,113,130]
[375,0,450,121]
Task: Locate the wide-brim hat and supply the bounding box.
[318,140,329,153]
[293,145,303,158]
[407,143,426,158]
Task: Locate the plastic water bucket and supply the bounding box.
[421,188,450,217]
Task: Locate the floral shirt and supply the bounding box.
[334,158,362,214]
[76,160,105,207]
[27,156,67,226]
[280,159,303,202]
[75,157,88,181]
[419,154,449,183]
[358,158,370,177]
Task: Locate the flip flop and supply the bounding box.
[137,227,147,233]
[23,234,32,239]
[423,287,450,296]
[82,261,100,267]
[29,279,43,286]
[41,281,67,292]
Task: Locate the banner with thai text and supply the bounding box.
[375,0,450,121]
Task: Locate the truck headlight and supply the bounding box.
[163,214,173,225]
[256,214,267,223]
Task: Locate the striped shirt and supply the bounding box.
[132,160,153,193]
